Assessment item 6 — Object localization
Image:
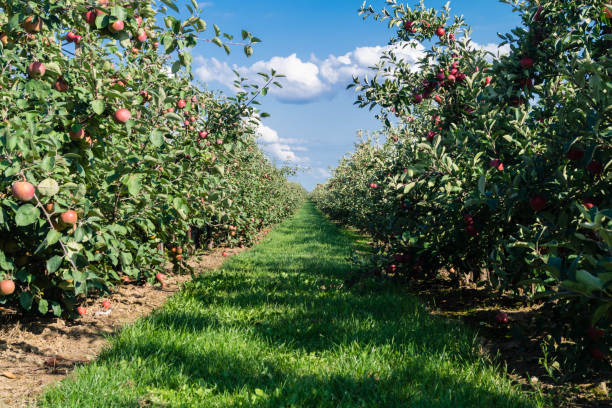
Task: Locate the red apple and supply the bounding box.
[587,326,604,340]
[61,210,78,225]
[69,125,85,141]
[85,11,97,26]
[436,27,445,37]
[216,139,223,145]
[590,348,605,360]
[495,311,509,324]
[54,77,69,92]
[114,108,131,123]
[222,251,228,257]
[0,280,15,296]
[413,94,423,104]
[582,198,596,209]
[137,32,147,42]
[109,20,124,33]
[27,61,46,78]
[135,16,143,27]
[489,159,504,171]
[66,32,77,42]
[102,300,111,310]
[74,35,82,44]
[199,130,208,139]
[520,57,534,69]
[466,224,478,236]
[485,76,492,86]
[12,181,35,201]
[586,160,603,174]
[529,194,547,212]
[566,147,584,161]
[155,273,165,282]
[77,306,86,316]
[177,99,186,109]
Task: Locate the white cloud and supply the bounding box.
[314,168,332,178]
[194,41,425,104]
[469,41,511,61]
[255,124,307,163]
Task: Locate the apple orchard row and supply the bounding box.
[0,0,305,317]
[313,0,610,370]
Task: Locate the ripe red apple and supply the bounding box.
[520,57,534,69]
[85,11,96,26]
[137,32,147,42]
[436,27,445,37]
[191,96,198,103]
[109,20,124,33]
[413,94,423,104]
[489,159,504,171]
[529,194,547,212]
[0,280,15,296]
[61,210,78,225]
[153,42,159,48]
[582,198,596,209]
[135,16,143,27]
[69,125,85,141]
[216,139,223,145]
[199,130,208,139]
[566,147,584,161]
[54,77,69,92]
[463,214,474,224]
[77,306,86,316]
[114,108,131,123]
[590,348,605,360]
[448,33,455,41]
[155,273,165,282]
[465,224,478,236]
[74,35,82,44]
[177,99,186,109]
[102,300,111,310]
[27,61,46,78]
[12,181,35,201]
[495,311,509,324]
[222,251,228,257]
[587,326,604,340]
[586,160,603,174]
[485,76,492,86]
[66,32,77,42]
[23,16,42,33]
[369,183,378,189]
[426,130,436,141]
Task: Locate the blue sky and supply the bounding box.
[181,1,522,190]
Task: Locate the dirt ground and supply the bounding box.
[0,235,268,408]
[406,275,611,408]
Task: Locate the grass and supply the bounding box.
[40,202,546,407]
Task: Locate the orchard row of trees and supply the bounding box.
[0,0,306,317]
[312,0,610,373]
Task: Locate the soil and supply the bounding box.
[0,231,270,408]
[406,275,611,408]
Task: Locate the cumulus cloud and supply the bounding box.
[255,124,307,163]
[194,41,425,104]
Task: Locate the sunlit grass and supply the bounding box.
[40,202,546,407]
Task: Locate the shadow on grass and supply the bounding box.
[40,202,541,408]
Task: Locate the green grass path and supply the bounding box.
[40,202,544,407]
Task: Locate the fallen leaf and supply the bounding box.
[1,371,17,379]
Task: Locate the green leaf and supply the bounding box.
[160,0,179,13]
[37,178,59,197]
[19,292,33,311]
[15,204,40,227]
[150,130,164,147]
[46,256,64,274]
[51,301,62,317]
[478,173,486,195]
[38,298,48,315]
[91,99,105,115]
[125,174,142,196]
[120,251,133,266]
[46,229,62,247]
